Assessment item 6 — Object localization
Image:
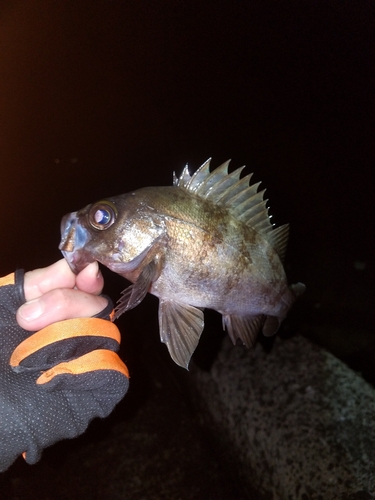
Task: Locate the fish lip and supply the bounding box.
[60,248,94,274]
[59,212,93,274]
[59,213,77,253]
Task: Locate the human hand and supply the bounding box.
[17,259,108,331]
[0,261,129,472]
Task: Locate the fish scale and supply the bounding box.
[60,159,305,368]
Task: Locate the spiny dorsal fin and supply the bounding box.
[176,164,192,188]
[185,158,212,192]
[267,224,289,263]
[176,159,289,261]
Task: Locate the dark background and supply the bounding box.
[0,1,374,498]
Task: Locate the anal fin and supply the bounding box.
[114,260,158,319]
[222,314,265,348]
[158,299,204,369]
[262,315,280,337]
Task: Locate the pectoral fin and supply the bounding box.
[114,260,158,319]
[158,299,204,369]
[222,314,265,347]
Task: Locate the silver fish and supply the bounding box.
[59,159,305,368]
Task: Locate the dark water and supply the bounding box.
[0,1,373,498]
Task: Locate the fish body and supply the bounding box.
[60,159,305,368]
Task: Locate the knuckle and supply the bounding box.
[49,288,73,312]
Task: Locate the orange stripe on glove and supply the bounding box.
[0,273,15,287]
[36,349,129,384]
[10,317,121,368]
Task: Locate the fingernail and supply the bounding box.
[94,261,101,279]
[85,261,100,279]
[19,299,43,321]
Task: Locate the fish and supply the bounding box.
[59,159,305,368]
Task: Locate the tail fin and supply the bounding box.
[290,282,306,298]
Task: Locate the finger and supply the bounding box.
[17,288,108,331]
[75,261,104,295]
[23,260,104,301]
[23,259,76,301]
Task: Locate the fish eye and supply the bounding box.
[88,201,117,230]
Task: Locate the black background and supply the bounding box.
[1,0,374,361]
[0,1,374,497]
[1,1,373,271]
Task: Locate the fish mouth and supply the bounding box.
[59,212,93,274]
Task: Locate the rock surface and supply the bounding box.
[190,335,375,499]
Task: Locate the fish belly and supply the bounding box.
[150,221,291,319]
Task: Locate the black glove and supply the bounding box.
[0,269,129,472]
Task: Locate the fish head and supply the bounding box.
[59,191,165,275]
